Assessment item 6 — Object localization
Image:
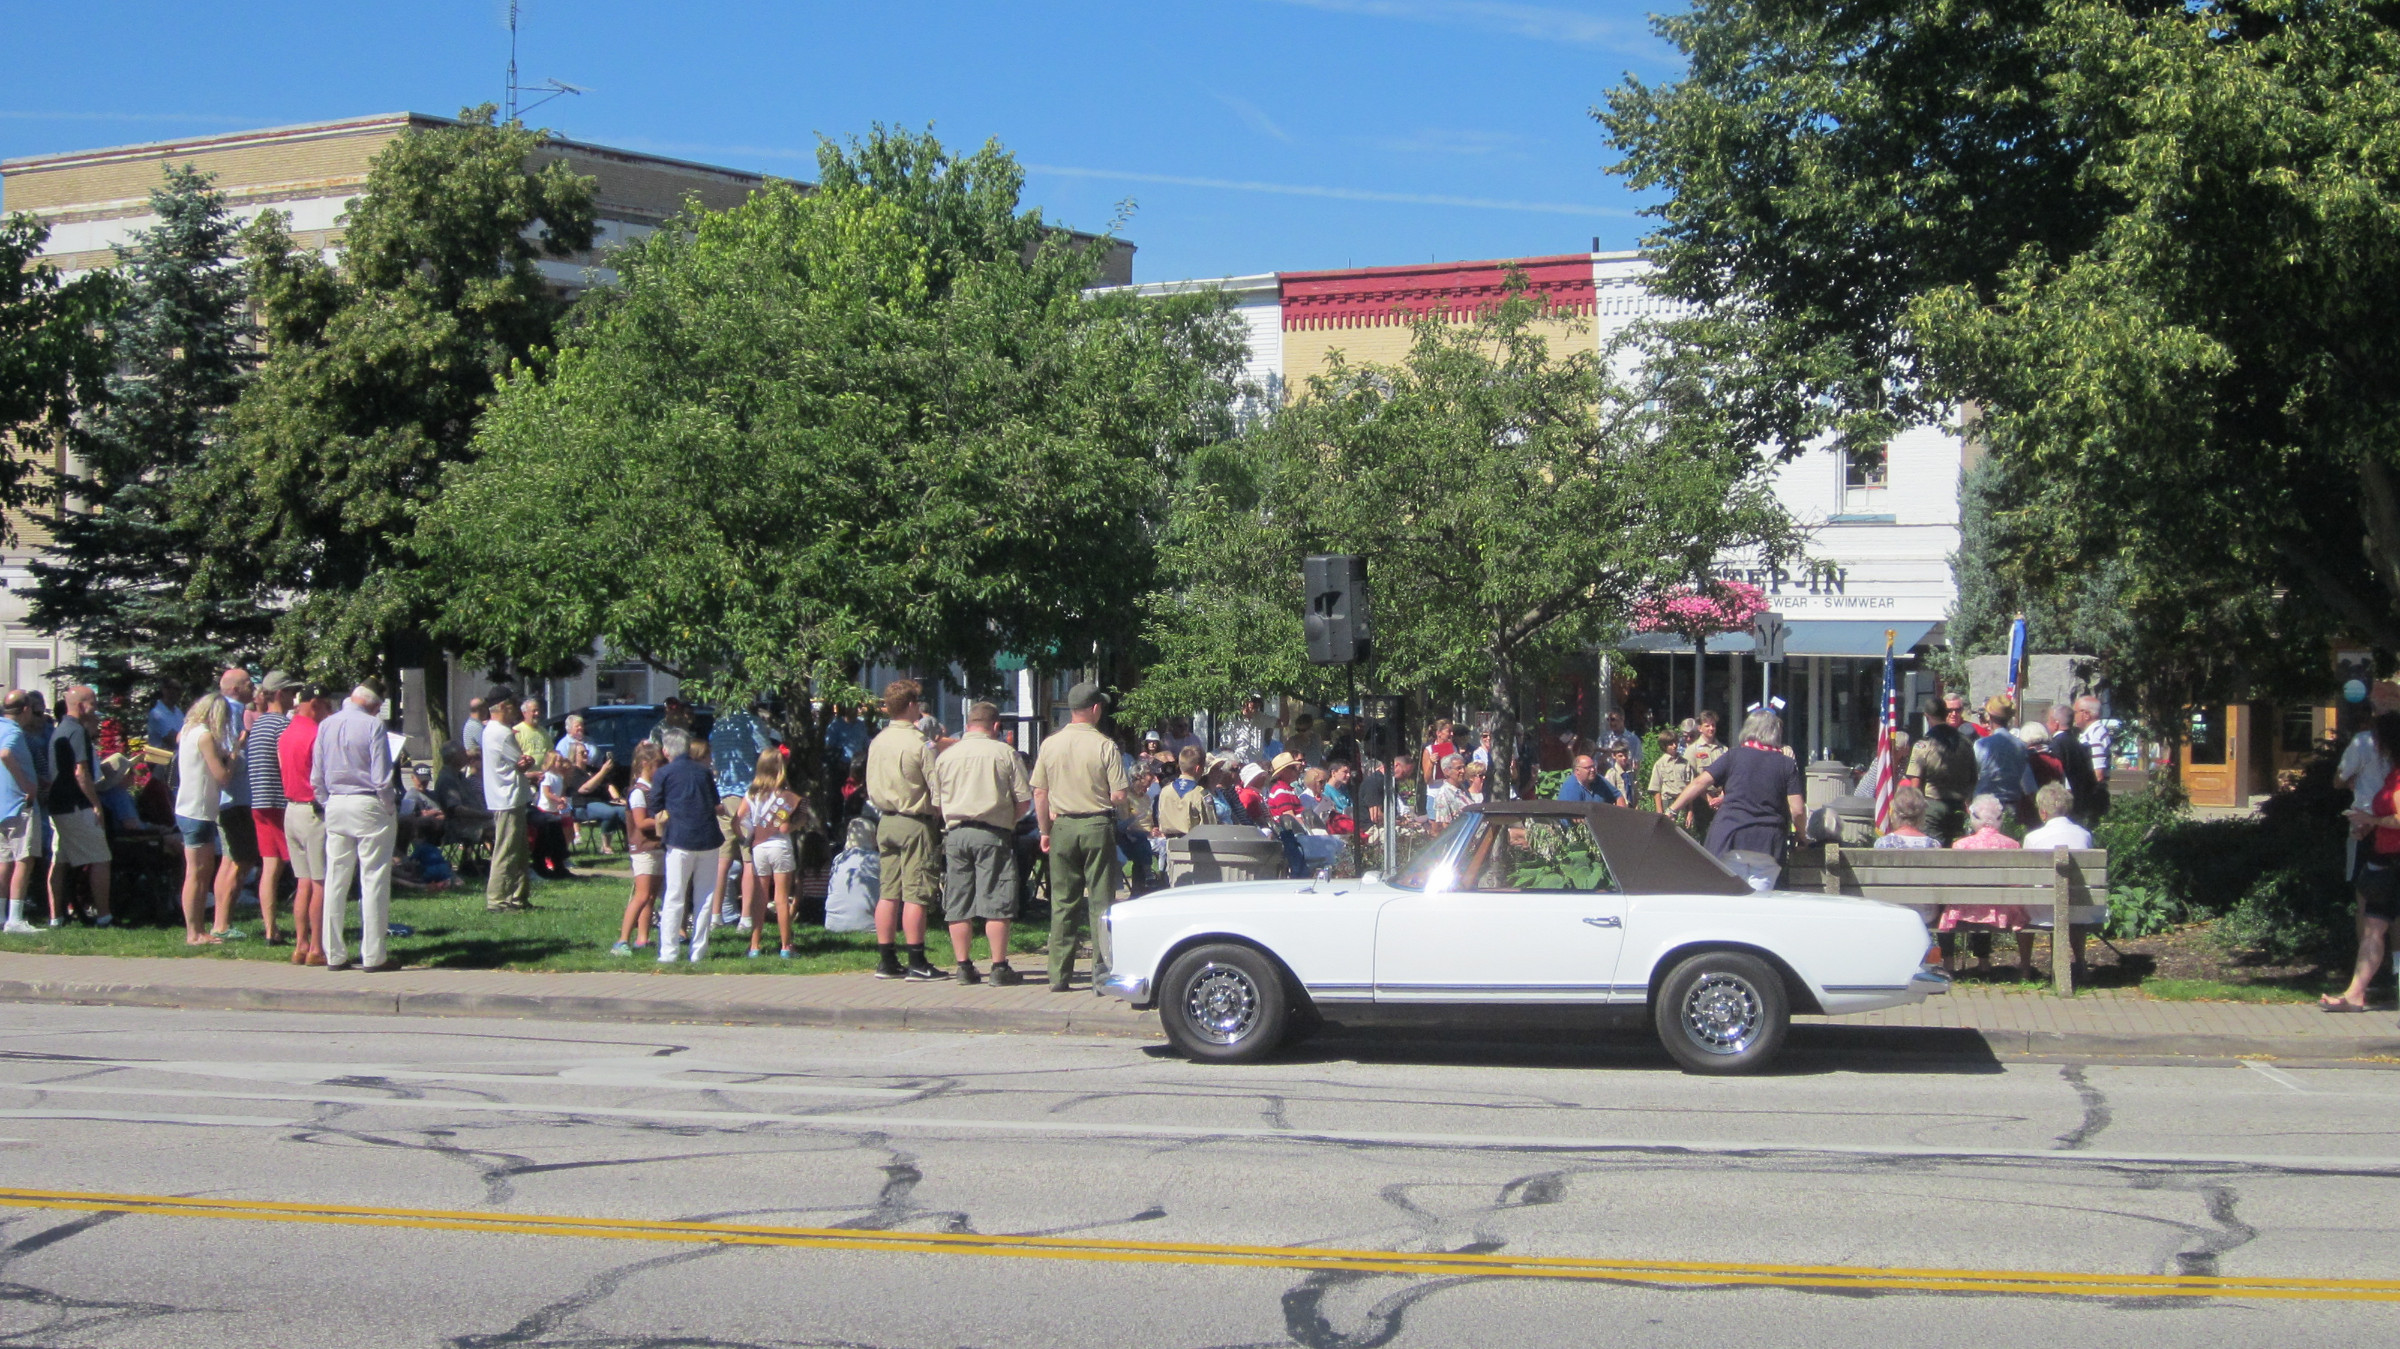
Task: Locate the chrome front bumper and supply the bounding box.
[1910,964,1952,996]
[1099,971,1150,1004]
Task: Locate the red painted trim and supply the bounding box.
[1278,254,1595,331]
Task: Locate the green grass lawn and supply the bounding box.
[2135,977,2338,1004]
[0,873,1045,975]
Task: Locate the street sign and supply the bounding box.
[1751,610,1788,664]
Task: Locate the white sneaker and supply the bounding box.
[656,948,681,964]
[2,920,36,935]
[737,917,755,933]
[44,918,62,929]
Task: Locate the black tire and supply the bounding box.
[1159,943,1289,1063]
[1653,950,1790,1075]
[1281,990,1325,1047]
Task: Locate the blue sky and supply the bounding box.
[0,1,1683,281]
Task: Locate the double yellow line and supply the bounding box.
[1,1186,2392,1302]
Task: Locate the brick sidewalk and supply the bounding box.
[0,952,2393,1060]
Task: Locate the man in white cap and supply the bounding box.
[1031,681,1130,993]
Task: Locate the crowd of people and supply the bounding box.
[0,666,2134,989]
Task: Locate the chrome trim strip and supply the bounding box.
[1821,984,1912,994]
[1373,982,1645,992]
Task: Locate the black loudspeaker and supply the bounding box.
[1303,554,1371,666]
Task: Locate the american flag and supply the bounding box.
[1869,629,1900,832]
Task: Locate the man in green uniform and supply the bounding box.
[866,678,944,980]
[1031,681,1130,993]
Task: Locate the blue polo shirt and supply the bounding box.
[1557,772,1620,805]
[0,720,27,822]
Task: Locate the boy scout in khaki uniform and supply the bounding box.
[931,701,1033,985]
[867,679,944,980]
[1030,681,1130,993]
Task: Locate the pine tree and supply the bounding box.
[27,164,268,695]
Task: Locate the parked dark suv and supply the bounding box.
[545,704,715,771]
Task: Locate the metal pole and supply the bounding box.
[1383,691,1401,878]
[1348,664,1363,877]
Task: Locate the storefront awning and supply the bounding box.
[1615,620,1937,658]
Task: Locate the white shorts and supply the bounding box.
[0,814,32,863]
[750,838,796,876]
[630,850,663,877]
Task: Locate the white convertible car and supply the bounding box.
[1101,802,1947,1073]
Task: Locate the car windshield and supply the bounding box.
[1389,815,1469,891]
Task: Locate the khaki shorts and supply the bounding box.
[285,803,327,882]
[0,814,33,863]
[20,803,45,858]
[630,850,663,877]
[876,813,940,907]
[49,807,109,868]
[942,824,1018,924]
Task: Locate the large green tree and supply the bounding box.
[1131,289,1799,794]
[27,165,267,694]
[0,214,112,529]
[178,106,595,679]
[1601,1,2400,692]
[417,127,1244,779]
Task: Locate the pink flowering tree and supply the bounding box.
[1634,580,1770,724]
[1634,579,1768,643]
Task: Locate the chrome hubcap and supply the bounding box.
[1184,965,1259,1044]
[1682,972,1762,1055]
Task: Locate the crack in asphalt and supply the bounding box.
[2054,1065,2114,1151]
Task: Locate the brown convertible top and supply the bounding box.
[1463,801,1752,896]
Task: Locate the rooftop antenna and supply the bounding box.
[504,2,587,125]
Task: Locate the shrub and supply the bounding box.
[2104,883,2183,939]
[2213,859,2351,962]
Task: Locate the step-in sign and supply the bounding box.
[1751,610,1788,664]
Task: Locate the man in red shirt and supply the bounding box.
[277,685,332,966]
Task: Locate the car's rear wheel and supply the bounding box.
[1654,951,1789,1075]
[1159,943,1288,1063]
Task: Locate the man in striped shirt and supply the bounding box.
[245,673,300,947]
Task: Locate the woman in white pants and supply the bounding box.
[651,734,722,963]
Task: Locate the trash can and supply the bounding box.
[1804,758,1855,813]
[1166,824,1286,886]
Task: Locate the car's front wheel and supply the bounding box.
[1159,943,1289,1063]
[1654,950,1789,1075]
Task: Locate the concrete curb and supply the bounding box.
[4,977,2395,1062]
[0,978,1160,1038]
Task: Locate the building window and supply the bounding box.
[1839,446,1889,516]
[595,664,649,706]
[8,648,54,699]
[1842,446,1888,490]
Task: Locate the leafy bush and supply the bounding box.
[1535,768,1567,799]
[2104,883,2182,939]
[2093,773,2351,958]
[2213,859,2351,962]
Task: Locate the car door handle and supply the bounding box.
[1582,916,1621,929]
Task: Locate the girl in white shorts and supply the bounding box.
[742,748,805,959]
[613,743,664,956]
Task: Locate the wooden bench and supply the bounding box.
[1785,845,2110,995]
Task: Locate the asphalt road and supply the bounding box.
[0,1004,2393,1348]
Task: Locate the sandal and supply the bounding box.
[2320,998,2368,1013]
